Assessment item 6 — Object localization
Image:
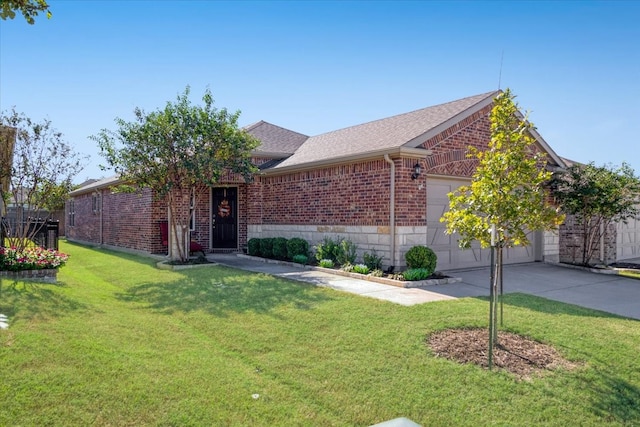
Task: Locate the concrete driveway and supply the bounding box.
[436,262,640,320]
[209,254,640,319]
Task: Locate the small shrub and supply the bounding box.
[363,249,383,270]
[319,259,334,268]
[292,254,308,265]
[248,238,261,256]
[402,268,432,281]
[341,262,354,272]
[336,238,358,266]
[370,269,383,277]
[315,236,340,263]
[287,237,309,260]
[352,264,370,274]
[405,245,437,275]
[273,237,288,260]
[260,238,275,259]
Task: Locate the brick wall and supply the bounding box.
[255,159,393,226]
[559,215,617,265]
[67,181,248,254]
[422,105,491,176]
[67,188,167,253]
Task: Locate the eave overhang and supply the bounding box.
[260,147,432,176]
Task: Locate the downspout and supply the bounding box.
[99,191,103,245]
[384,154,396,269]
[600,220,605,263]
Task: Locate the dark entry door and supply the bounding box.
[212,187,238,249]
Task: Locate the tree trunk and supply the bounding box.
[167,189,190,262]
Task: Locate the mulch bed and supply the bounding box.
[428,328,578,380]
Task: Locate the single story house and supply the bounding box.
[66,90,640,270]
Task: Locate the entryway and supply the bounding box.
[211,187,238,249]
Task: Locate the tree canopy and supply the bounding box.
[441,89,563,250]
[0,108,86,251]
[93,86,260,261]
[552,162,640,265]
[1,0,51,24]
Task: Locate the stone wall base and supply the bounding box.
[0,269,58,283]
[248,224,429,269]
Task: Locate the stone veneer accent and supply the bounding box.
[248,224,429,269]
[543,229,560,263]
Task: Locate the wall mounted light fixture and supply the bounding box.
[411,162,421,180]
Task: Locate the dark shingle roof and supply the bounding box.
[275,91,499,168]
[245,120,308,158]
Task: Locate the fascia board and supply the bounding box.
[69,176,124,196]
[404,91,499,148]
[514,110,567,169]
[260,147,432,176]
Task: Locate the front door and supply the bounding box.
[212,187,238,249]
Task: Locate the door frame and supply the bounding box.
[210,186,239,251]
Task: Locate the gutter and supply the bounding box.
[384,154,396,269]
[261,147,431,177]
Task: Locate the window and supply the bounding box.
[189,189,195,231]
[92,193,101,214]
[68,199,75,226]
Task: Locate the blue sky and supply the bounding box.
[1,1,639,183]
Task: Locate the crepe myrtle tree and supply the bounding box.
[93,86,259,262]
[1,0,51,24]
[552,162,640,266]
[0,109,86,252]
[441,89,564,368]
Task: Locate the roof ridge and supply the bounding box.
[311,90,499,138]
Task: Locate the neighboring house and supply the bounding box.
[67,90,576,270]
[556,158,640,265]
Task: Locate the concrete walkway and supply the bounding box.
[208,254,455,306]
[208,254,640,319]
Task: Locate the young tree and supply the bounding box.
[552,162,640,266]
[0,126,16,217]
[441,89,564,367]
[0,0,51,24]
[0,109,86,251]
[93,86,259,262]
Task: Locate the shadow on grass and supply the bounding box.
[583,370,640,424]
[484,293,633,320]
[0,279,87,322]
[116,266,333,317]
[62,240,161,267]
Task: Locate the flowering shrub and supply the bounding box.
[0,246,69,271]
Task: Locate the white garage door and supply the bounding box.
[617,210,640,260]
[427,177,536,271]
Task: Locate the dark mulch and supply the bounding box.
[165,256,212,266]
[428,328,578,380]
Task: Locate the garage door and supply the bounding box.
[427,177,536,271]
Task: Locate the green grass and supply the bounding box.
[1,241,640,426]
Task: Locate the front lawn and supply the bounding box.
[1,241,639,426]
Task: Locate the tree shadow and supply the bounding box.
[116,267,333,318]
[0,278,87,322]
[583,370,640,423]
[483,293,634,320]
